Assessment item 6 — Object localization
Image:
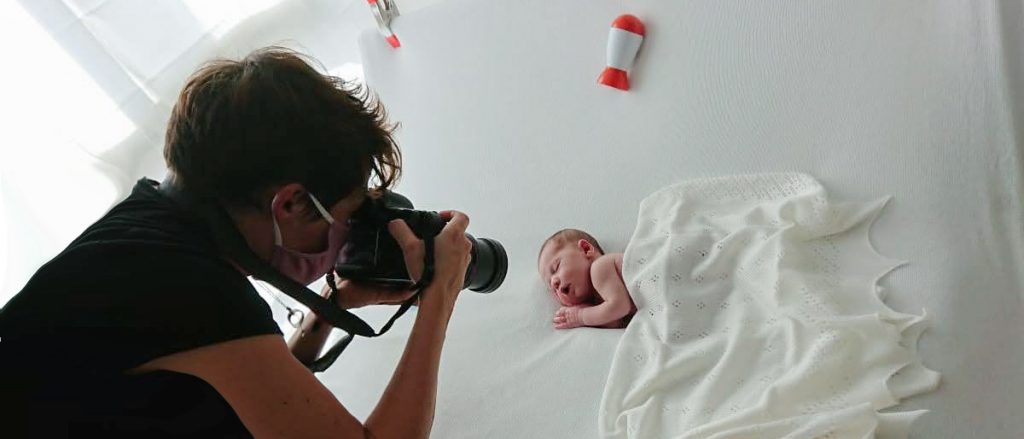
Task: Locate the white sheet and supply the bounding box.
[603,173,938,438]
[323,0,1024,437]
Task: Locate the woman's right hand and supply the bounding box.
[387,210,473,311]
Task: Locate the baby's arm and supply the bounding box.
[577,255,633,327]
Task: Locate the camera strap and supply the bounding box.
[159,179,428,371]
[310,237,433,372]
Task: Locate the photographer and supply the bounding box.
[0,47,470,438]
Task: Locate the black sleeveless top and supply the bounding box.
[0,179,282,438]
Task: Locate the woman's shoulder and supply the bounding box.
[63,178,218,258]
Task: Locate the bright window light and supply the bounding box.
[0,2,128,303]
[0,1,135,156]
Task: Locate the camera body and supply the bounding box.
[335,192,506,293]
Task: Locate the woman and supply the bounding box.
[0,47,471,438]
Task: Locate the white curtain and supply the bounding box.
[0,0,442,306]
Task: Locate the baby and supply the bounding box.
[537,229,636,329]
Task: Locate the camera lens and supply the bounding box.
[463,235,507,293]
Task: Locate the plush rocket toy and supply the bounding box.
[598,14,646,91]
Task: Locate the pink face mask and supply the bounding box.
[269,193,348,286]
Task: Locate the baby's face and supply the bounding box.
[538,240,598,306]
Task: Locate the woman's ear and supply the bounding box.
[270,183,308,219]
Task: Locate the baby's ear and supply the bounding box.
[578,239,593,254]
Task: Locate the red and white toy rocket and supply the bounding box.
[598,15,646,91]
[368,0,401,48]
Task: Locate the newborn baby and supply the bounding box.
[537,229,636,329]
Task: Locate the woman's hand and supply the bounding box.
[387,211,472,311]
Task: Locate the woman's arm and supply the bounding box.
[132,296,451,439]
[364,283,455,438]
[361,212,470,438]
[134,212,472,439]
[287,279,418,366]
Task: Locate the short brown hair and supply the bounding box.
[538,229,605,263]
[164,47,400,210]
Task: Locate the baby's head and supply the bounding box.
[537,229,605,306]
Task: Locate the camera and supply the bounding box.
[335,192,507,293]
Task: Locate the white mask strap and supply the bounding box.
[271,193,335,246]
[307,193,336,225]
[271,195,284,245]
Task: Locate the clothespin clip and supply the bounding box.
[368,0,401,48]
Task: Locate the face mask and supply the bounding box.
[270,193,348,285]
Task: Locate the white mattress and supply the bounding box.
[316,0,1024,437]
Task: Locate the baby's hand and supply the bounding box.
[554,306,586,329]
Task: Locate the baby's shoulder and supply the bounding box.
[590,253,625,280]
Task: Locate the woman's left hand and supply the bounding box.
[324,276,418,310]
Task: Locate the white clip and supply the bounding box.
[368,0,401,48]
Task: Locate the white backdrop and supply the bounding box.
[3,0,1024,437]
[338,0,1024,437]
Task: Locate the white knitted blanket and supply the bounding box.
[599,174,939,439]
